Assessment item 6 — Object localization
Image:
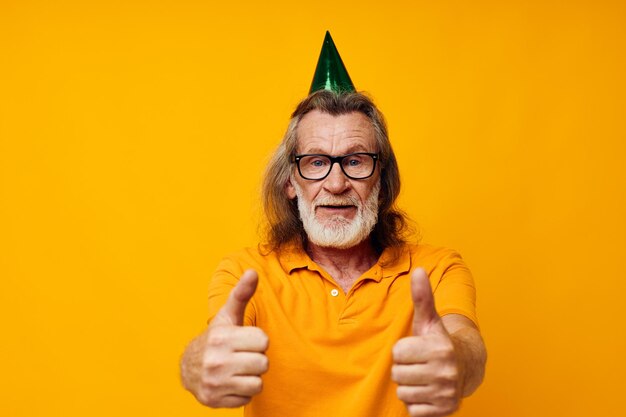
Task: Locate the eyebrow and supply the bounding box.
[302,144,371,154]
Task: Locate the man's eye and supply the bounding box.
[347,158,362,166]
[310,159,327,167]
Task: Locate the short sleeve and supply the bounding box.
[207,254,257,326]
[430,251,479,328]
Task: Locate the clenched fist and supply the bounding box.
[181,270,269,407]
[392,268,461,417]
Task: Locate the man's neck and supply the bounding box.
[305,239,379,293]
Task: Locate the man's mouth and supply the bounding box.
[316,204,357,214]
[318,205,354,209]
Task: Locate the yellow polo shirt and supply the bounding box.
[207,243,478,417]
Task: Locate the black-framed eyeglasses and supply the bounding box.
[293,152,379,180]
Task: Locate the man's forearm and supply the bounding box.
[450,326,486,396]
[180,331,208,394]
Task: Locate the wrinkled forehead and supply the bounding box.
[295,110,377,154]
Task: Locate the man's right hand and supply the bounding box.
[181,269,269,408]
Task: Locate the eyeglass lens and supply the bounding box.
[298,154,375,179]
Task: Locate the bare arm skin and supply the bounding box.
[442,314,486,397]
[392,268,486,417]
[180,270,269,408]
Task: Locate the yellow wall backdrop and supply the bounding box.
[1,1,625,416]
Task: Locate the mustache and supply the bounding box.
[313,195,360,208]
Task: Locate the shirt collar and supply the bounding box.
[277,242,413,281]
[277,241,315,273]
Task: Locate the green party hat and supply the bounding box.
[309,31,356,94]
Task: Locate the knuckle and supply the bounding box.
[390,365,399,382]
[202,353,225,373]
[392,343,405,361]
[438,367,459,386]
[206,330,229,347]
[256,330,270,350]
[248,327,269,349]
[200,373,222,390]
[249,377,263,395]
[254,377,264,393]
[396,386,415,403]
[391,341,400,355]
[259,355,270,373]
[396,386,405,401]
[439,386,457,400]
[432,344,453,360]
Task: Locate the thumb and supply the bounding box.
[211,269,258,327]
[411,268,445,336]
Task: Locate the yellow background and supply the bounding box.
[1,1,625,416]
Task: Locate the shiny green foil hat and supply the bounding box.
[309,31,356,94]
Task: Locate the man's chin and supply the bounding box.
[309,236,364,250]
[315,215,353,228]
[305,221,367,249]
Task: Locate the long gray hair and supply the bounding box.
[261,90,411,254]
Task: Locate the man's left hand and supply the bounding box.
[391,268,462,417]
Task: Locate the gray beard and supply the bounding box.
[293,180,380,249]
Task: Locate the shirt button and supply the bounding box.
[330,289,339,297]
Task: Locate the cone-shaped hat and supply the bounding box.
[309,31,356,94]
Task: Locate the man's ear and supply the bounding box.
[285,178,297,200]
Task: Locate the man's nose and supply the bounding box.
[322,162,351,193]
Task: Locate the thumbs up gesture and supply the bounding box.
[181,270,269,408]
[391,268,461,417]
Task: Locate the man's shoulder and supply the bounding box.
[376,242,462,273]
[401,243,472,283]
[397,242,465,270]
[217,243,302,275]
[407,243,462,258]
[222,243,302,260]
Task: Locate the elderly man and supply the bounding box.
[181,33,486,417]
